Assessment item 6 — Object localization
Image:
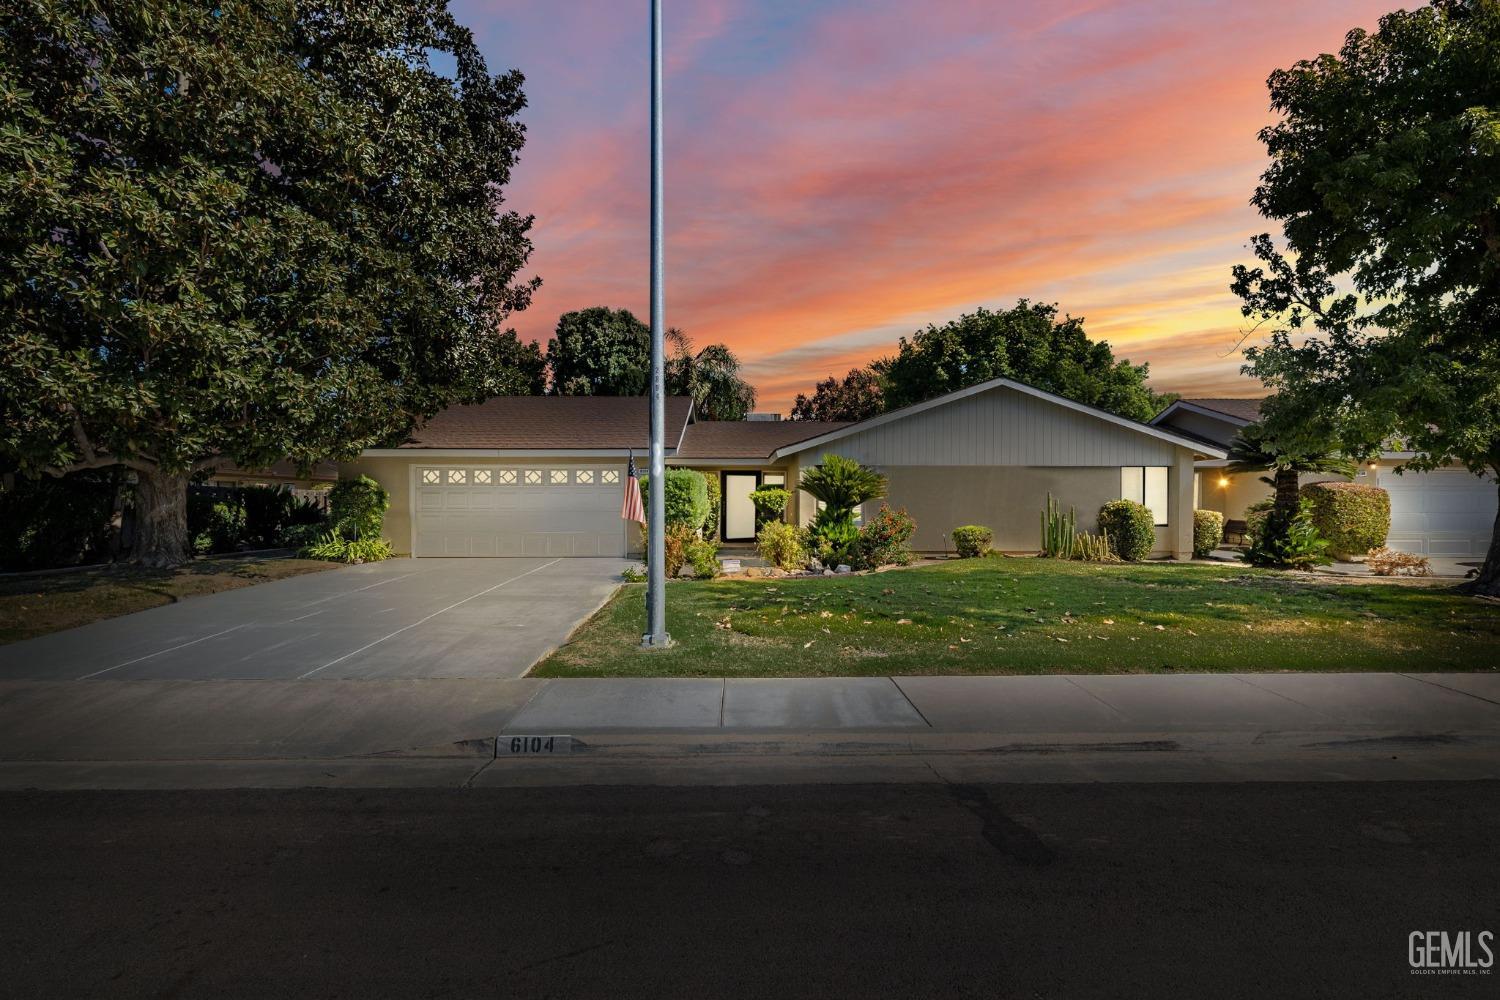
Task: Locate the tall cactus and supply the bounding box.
[1040,493,1076,558]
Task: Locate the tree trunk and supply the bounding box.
[131,467,191,568]
[1273,469,1301,519]
[1458,481,1500,597]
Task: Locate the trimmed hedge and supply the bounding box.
[1098,499,1155,561]
[1300,481,1389,560]
[951,525,992,558]
[1193,509,1224,558]
[641,468,709,533]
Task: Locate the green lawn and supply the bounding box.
[535,558,1500,677]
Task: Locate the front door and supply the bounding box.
[721,472,761,542]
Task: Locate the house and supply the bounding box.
[341,378,1226,560]
[206,459,338,490]
[1151,397,1497,557]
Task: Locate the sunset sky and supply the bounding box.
[453,0,1397,413]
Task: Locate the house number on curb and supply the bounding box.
[499,735,572,755]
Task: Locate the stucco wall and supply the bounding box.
[871,464,1188,555]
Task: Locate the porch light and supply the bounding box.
[1217,476,1230,488]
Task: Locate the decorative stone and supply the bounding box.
[835,564,852,574]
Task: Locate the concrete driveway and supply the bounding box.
[0,558,626,681]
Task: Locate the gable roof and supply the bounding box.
[771,377,1227,460]
[394,395,694,451]
[674,419,850,459]
[1153,397,1264,426]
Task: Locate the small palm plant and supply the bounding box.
[1227,422,1354,567]
[799,454,887,565]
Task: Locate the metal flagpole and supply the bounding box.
[642,0,670,648]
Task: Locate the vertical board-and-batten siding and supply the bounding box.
[796,386,1179,467]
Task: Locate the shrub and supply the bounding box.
[852,504,916,569]
[303,532,394,564]
[685,537,721,579]
[756,520,808,571]
[951,525,993,558]
[800,455,886,567]
[0,470,119,571]
[1244,499,1331,569]
[1073,531,1118,562]
[621,565,647,582]
[748,487,791,530]
[240,486,295,548]
[197,501,246,554]
[1193,509,1224,558]
[328,476,389,541]
[1365,546,1432,577]
[1300,482,1389,560]
[1098,499,1155,561]
[702,473,721,540]
[811,516,860,567]
[1244,499,1274,542]
[282,522,329,551]
[641,469,709,533]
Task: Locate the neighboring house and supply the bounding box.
[1151,397,1497,557]
[206,459,338,489]
[342,377,1223,559]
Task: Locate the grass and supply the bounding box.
[535,557,1500,677]
[0,555,340,644]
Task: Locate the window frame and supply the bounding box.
[1120,465,1169,527]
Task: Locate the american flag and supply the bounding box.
[621,450,645,524]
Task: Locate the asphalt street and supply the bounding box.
[4,781,1497,999]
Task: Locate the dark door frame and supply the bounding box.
[720,471,762,542]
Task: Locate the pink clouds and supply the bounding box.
[454,0,1397,411]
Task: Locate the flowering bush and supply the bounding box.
[852,505,916,569]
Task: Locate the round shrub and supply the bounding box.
[1300,481,1389,560]
[951,525,992,558]
[1098,499,1155,561]
[1193,509,1224,558]
[853,504,916,569]
[748,487,790,529]
[328,476,389,541]
[756,520,808,571]
[1244,499,1274,542]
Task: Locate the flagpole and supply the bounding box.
[642,0,670,648]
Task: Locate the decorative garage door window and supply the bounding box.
[550,469,569,484]
[497,469,516,484]
[447,469,467,484]
[577,470,595,484]
[417,468,620,489]
[602,470,620,484]
[524,470,542,485]
[422,469,440,484]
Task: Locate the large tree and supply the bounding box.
[872,301,1168,421]
[790,368,885,422]
[547,308,756,418]
[1232,0,1500,592]
[0,0,540,566]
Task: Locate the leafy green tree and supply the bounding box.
[790,368,885,422]
[872,301,1168,420]
[546,307,650,396]
[0,0,539,567]
[1231,0,1500,592]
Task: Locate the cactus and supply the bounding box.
[1040,493,1076,558]
[1072,529,1118,562]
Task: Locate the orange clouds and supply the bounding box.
[458,0,1397,410]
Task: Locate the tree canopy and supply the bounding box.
[545,307,756,419]
[1232,0,1500,591]
[789,301,1168,424]
[0,0,540,564]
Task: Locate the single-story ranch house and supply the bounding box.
[342,377,1225,560]
[1151,397,1498,557]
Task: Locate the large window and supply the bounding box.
[1121,466,1169,526]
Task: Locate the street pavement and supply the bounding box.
[4,781,1497,999]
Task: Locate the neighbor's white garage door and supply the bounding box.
[414,466,626,557]
[1382,468,1496,557]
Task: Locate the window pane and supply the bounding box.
[447,469,467,485]
[524,470,542,485]
[1120,466,1144,503]
[550,469,569,485]
[601,470,620,484]
[497,469,517,485]
[421,469,440,485]
[1144,467,1169,526]
[763,473,785,486]
[577,470,595,485]
[473,469,492,485]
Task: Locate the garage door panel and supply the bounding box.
[414,466,625,558]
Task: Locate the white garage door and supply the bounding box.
[414,466,627,557]
[1383,468,1496,557]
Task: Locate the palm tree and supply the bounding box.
[1226,423,1356,522]
[798,454,888,565]
[665,332,757,421]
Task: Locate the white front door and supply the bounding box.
[722,473,760,542]
[414,465,627,557]
[1382,468,1496,557]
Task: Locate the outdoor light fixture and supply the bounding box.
[1218,476,1230,488]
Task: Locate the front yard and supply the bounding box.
[536,557,1500,677]
[0,555,339,645]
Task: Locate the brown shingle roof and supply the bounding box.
[398,396,694,450]
[675,420,850,459]
[1181,397,1263,422]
